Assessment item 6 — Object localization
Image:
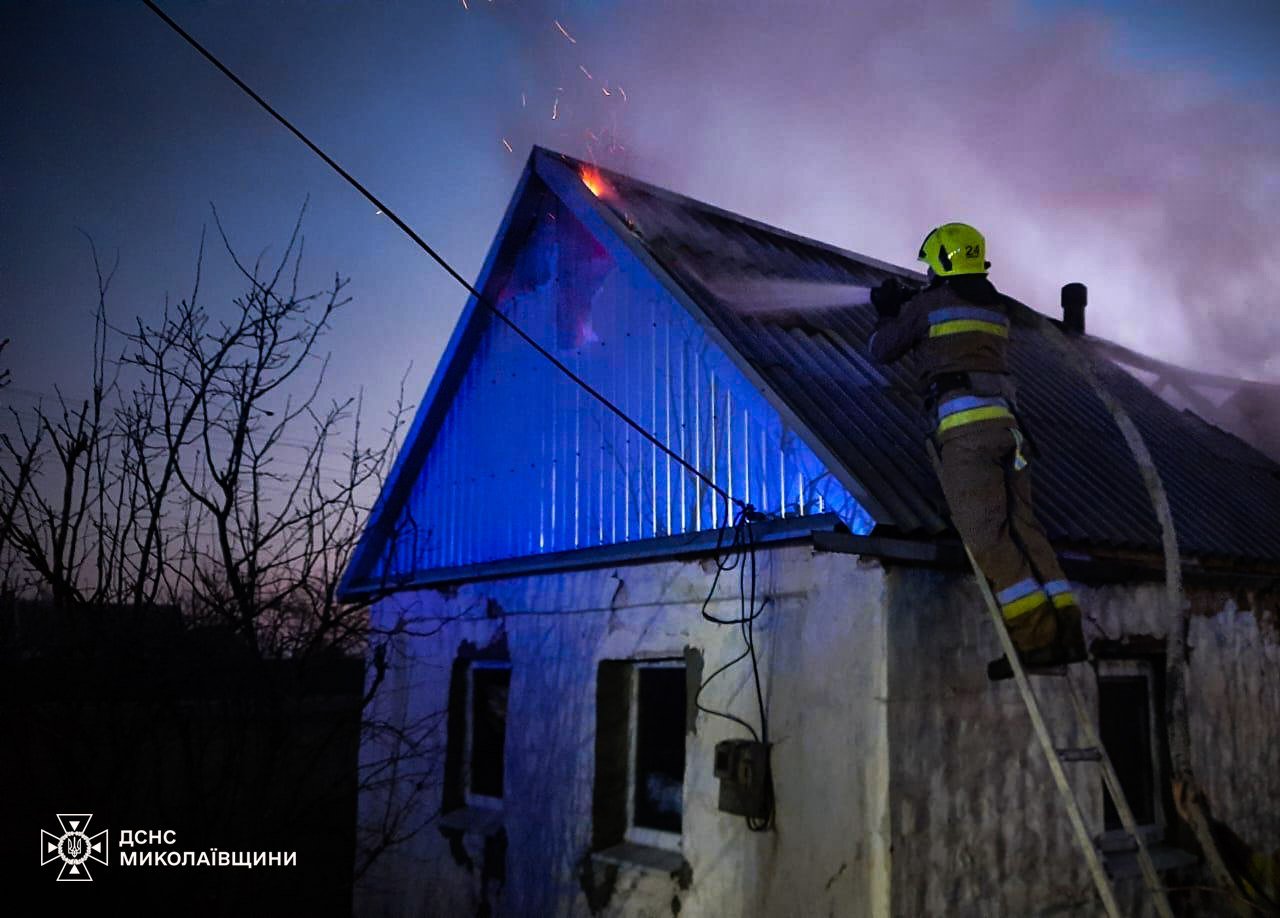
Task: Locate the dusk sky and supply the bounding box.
[4,0,1279,441]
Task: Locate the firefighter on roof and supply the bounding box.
[868,223,1088,678]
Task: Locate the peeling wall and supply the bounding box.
[354,544,890,918]
[884,568,1280,918]
[1185,592,1280,853]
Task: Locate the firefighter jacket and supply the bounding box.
[869,275,1020,442]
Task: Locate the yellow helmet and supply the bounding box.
[917,223,986,276]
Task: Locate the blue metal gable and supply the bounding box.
[339,153,872,597]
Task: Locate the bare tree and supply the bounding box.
[1,207,414,657]
[1,208,462,899]
[0,336,27,600]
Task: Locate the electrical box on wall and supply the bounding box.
[714,739,770,819]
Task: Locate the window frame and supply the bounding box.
[464,659,512,811]
[623,659,686,852]
[1096,658,1166,845]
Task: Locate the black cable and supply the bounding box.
[140,0,738,513]
[692,503,775,831]
[692,509,759,740]
[742,518,768,747]
[693,644,760,743]
[740,515,774,832]
[698,505,770,629]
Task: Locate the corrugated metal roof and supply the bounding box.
[557,151,1280,564]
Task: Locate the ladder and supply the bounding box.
[929,446,1175,917]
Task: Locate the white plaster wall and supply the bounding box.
[883,565,1100,918]
[1185,596,1280,857]
[884,569,1280,918]
[353,543,890,918]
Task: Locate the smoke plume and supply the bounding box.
[496,0,1280,380]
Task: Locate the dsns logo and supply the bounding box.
[40,814,108,881]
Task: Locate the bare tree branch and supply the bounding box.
[1,208,431,883]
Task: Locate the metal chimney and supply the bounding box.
[1061,283,1087,335]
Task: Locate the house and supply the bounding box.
[341,148,1280,917]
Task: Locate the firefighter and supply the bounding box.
[868,223,1087,679]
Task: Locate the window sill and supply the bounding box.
[593,842,686,875]
[1099,825,1163,853]
[1101,835,1198,880]
[438,806,505,837]
[1104,844,1197,879]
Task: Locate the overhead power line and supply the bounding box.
[139,0,739,512]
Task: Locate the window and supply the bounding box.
[1092,653,1199,878]
[443,655,511,816]
[593,658,688,855]
[628,663,687,845]
[465,662,511,808]
[1097,659,1164,834]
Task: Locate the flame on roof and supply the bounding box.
[580,166,609,199]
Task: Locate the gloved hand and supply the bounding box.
[870,277,911,318]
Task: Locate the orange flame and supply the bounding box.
[580,167,609,199]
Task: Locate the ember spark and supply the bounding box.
[554,20,576,44]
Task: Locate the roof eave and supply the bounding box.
[340,512,847,598]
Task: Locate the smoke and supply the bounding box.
[496,0,1280,380]
[705,279,873,317]
[671,270,873,319]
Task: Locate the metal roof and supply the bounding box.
[558,150,1280,564]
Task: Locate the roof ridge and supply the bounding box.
[536,150,1280,395]
[1086,335,1280,391]
[533,146,923,282]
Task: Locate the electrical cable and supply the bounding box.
[139,0,738,513]
[739,514,774,831]
[692,505,759,741]
[692,500,775,831]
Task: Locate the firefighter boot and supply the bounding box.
[1054,603,1088,664]
[987,604,1059,681]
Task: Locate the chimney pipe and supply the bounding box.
[1061,283,1087,335]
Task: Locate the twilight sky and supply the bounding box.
[4,0,1279,437]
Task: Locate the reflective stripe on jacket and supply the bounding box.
[927,305,1010,340]
[868,279,1010,389]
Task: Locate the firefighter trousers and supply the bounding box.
[936,422,1080,655]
